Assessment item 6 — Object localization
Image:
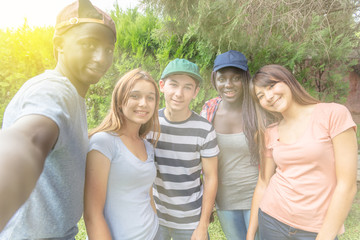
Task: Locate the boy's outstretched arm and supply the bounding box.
[0,115,59,231]
[192,156,218,240]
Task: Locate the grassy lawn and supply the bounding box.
[339,184,360,240]
[76,186,360,240]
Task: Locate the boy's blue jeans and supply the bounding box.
[154,224,210,240]
[217,209,260,240]
[258,209,338,240]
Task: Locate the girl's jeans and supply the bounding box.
[217,209,260,240]
[258,208,338,240]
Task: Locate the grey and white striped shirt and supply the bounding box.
[148,108,219,230]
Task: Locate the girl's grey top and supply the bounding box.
[215,132,258,210]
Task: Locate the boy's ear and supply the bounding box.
[53,36,64,54]
[159,79,165,92]
[193,86,200,99]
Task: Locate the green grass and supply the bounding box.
[76,188,360,240]
[208,211,226,240]
[339,185,360,240]
[75,216,87,240]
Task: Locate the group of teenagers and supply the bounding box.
[0,0,358,240]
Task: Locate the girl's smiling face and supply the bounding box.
[215,67,244,103]
[254,80,293,113]
[122,79,157,126]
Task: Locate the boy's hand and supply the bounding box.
[191,224,208,240]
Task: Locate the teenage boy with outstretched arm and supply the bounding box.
[0,0,116,238]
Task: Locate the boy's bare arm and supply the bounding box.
[0,115,59,230]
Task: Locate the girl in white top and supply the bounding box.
[84,69,161,240]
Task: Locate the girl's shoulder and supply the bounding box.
[313,102,356,137]
[90,131,117,143]
[200,97,222,122]
[314,102,351,118]
[203,97,222,109]
[206,96,222,103]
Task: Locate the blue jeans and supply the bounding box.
[217,209,260,240]
[258,209,338,240]
[154,224,210,240]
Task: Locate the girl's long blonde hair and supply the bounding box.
[89,68,160,144]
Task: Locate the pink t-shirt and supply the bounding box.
[260,103,356,233]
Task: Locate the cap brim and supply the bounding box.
[162,71,203,84]
[213,63,248,72]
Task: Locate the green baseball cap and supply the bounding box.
[161,58,203,84]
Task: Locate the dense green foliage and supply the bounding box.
[0,2,359,128]
[0,23,55,124]
[141,0,360,102]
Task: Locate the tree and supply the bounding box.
[140,0,360,102]
[2,2,359,127]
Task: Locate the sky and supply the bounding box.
[0,0,139,29]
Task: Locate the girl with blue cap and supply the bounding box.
[201,50,260,240]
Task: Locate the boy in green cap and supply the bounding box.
[148,58,219,240]
[0,0,116,238]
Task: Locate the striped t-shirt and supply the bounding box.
[149,108,219,230]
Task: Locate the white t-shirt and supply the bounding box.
[1,70,88,239]
[89,132,159,240]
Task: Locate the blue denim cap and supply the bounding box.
[161,58,203,84]
[213,50,248,72]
